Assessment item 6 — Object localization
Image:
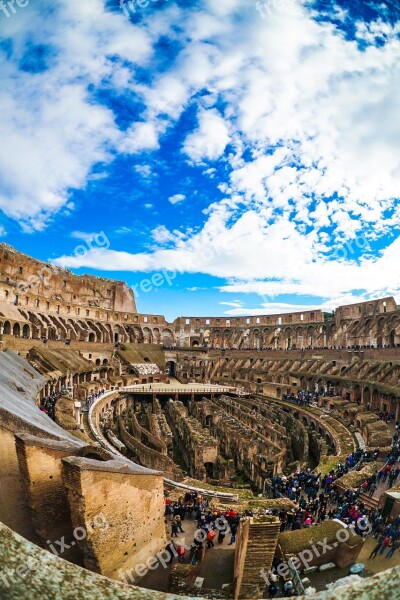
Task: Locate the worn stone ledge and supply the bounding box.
[62,456,163,476]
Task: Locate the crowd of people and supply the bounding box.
[39,393,61,421]
[164,491,248,565]
[282,389,320,406]
[206,344,400,352]
[161,431,400,597]
[84,389,106,410]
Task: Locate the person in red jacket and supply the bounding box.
[177,545,185,563]
[207,528,215,548]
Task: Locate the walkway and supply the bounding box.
[139,516,235,593]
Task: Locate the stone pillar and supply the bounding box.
[62,457,167,580]
[15,433,84,564]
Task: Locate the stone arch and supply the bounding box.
[87,321,102,343]
[152,327,160,344]
[389,328,397,346]
[283,327,292,349]
[222,329,231,348]
[142,327,152,344]
[252,328,261,349]
[166,360,176,377]
[212,329,221,348]
[295,326,303,349]
[13,323,21,337]
[363,318,373,344]
[22,324,30,338]
[363,387,371,407]
[113,325,121,344]
[132,325,143,343]
[371,388,380,411]
[65,319,78,341]
[353,384,361,403]
[161,328,174,347]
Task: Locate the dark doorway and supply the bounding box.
[166,361,176,377]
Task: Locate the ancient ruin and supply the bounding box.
[0,244,400,598]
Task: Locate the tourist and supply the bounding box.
[218,524,227,544]
[177,544,185,563]
[207,528,215,548]
[228,522,237,545]
[171,521,179,537]
[268,581,279,598]
[283,579,295,597]
[386,539,400,558]
[173,514,184,533]
[369,538,384,559]
[380,535,392,554]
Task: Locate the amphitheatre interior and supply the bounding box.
[1,243,400,598]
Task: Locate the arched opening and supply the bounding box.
[363,387,371,408]
[372,389,380,411]
[3,321,11,335]
[204,462,215,478]
[153,328,160,344]
[143,327,152,344]
[191,339,200,347]
[162,329,174,347]
[22,324,30,339]
[354,384,361,403]
[88,333,96,343]
[13,323,20,337]
[166,361,176,377]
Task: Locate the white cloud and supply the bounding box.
[0,0,153,231]
[71,231,100,242]
[134,164,152,178]
[183,109,230,162]
[168,194,186,205]
[119,122,160,154]
[4,0,400,310]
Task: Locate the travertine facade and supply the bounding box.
[1,244,400,351]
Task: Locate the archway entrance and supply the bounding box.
[166,361,176,377]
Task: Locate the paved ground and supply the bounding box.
[139,515,236,593]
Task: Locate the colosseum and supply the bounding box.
[1,243,400,599]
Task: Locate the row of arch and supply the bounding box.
[1,313,176,347]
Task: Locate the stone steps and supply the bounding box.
[238,518,280,599]
[359,491,380,510]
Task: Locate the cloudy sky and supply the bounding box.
[0,0,399,320]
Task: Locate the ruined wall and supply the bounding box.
[62,457,167,580]
[165,400,218,480]
[0,426,37,542]
[118,418,181,479]
[15,434,83,564]
[0,243,136,314]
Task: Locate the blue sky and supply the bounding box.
[1,0,400,321]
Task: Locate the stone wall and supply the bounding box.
[165,400,219,480]
[61,457,167,580]
[2,244,400,352]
